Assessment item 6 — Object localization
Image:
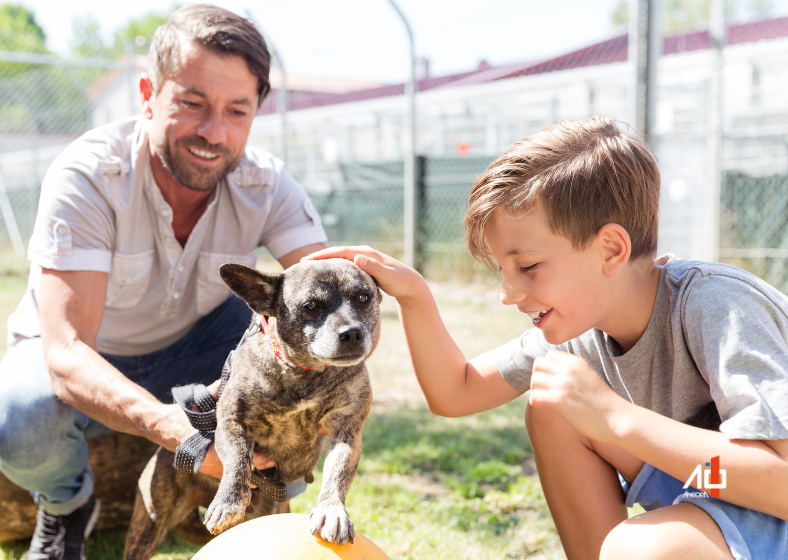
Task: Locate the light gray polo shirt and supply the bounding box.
[8,117,327,356]
[493,256,788,441]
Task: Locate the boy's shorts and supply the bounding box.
[620,463,788,560]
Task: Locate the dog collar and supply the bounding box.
[257,315,329,371]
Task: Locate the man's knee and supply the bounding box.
[0,392,87,472]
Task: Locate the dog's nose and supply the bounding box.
[338,325,363,348]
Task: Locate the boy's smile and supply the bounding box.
[484,206,611,345]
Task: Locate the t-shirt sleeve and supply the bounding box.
[27,156,115,272]
[258,169,328,259]
[492,328,554,392]
[683,274,788,440]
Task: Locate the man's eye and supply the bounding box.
[358,293,370,304]
[304,301,318,311]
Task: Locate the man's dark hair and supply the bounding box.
[148,4,271,107]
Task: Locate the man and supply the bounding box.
[0,6,327,559]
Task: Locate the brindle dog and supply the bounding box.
[123,259,379,559]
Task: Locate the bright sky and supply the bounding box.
[21,0,788,84]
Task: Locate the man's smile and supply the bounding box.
[186,146,220,160]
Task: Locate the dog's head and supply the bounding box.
[219,258,381,368]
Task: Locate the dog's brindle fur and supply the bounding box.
[124,259,380,559]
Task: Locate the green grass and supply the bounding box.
[289,402,562,560]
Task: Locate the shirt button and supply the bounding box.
[233,169,244,184]
[173,291,181,299]
[178,265,184,272]
[56,224,68,236]
[124,276,133,284]
[162,207,172,218]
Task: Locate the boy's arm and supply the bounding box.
[304,246,523,416]
[532,351,788,521]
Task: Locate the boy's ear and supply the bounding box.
[219,263,283,317]
[597,223,631,276]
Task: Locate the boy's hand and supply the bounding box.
[530,350,630,443]
[301,245,425,301]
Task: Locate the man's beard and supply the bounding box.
[152,132,242,192]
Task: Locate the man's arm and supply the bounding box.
[39,269,192,451]
[38,269,274,478]
[277,242,328,269]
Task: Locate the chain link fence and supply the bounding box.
[0,31,133,254]
[3,28,788,287]
[310,156,495,280]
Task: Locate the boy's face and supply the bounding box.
[485,206,610,345]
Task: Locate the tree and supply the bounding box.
[70,14,113,59]
[112,5,180,55]
[611,0,774,34]
[0,3,48,74]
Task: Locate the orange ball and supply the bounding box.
[192,513,391,560]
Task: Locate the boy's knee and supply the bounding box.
[600,520,662,560]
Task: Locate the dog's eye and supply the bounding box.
[358,293,370,304]
[304,301,318,311]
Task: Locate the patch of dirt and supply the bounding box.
[364,472,453,501]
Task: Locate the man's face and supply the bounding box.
[147,40,259,191]
[485,206,609,345]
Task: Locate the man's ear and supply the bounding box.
[140,74,154,119]
[597,223,631,277]
[219,263,283,317]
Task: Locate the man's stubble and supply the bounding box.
[151,129,243,192]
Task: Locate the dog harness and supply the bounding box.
[172,315,293,502]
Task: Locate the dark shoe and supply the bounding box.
[27,495,101,560]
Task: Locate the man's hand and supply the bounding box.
[529,350,631,443]
[193,379,275,480]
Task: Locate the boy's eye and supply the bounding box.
[520,263,539,274]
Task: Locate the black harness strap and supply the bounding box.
[172,319,288,502]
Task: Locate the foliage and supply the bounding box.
[70,14,113,59]
[112,7,178,55]
[69,5,179,59]
[611,0,774,34]
[0,3,48,75]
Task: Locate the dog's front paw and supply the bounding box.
[203,494,249,535]
[310,501,354,545]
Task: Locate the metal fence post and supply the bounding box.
[630,0,661,144]
[384,0,417,269]
[708,0,726,262]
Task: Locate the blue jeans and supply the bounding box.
[0,295,305,515]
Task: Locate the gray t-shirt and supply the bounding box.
[494,256,788,441]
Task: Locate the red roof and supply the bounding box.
[258,16,788,115]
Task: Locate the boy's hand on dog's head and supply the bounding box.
[301,245,426,302]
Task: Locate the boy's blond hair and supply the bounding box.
[465,115,660,270]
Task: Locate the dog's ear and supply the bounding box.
[219,263,283,317]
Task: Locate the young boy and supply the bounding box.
[304,116,788,559]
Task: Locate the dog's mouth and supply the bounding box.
[322,352,367,367]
